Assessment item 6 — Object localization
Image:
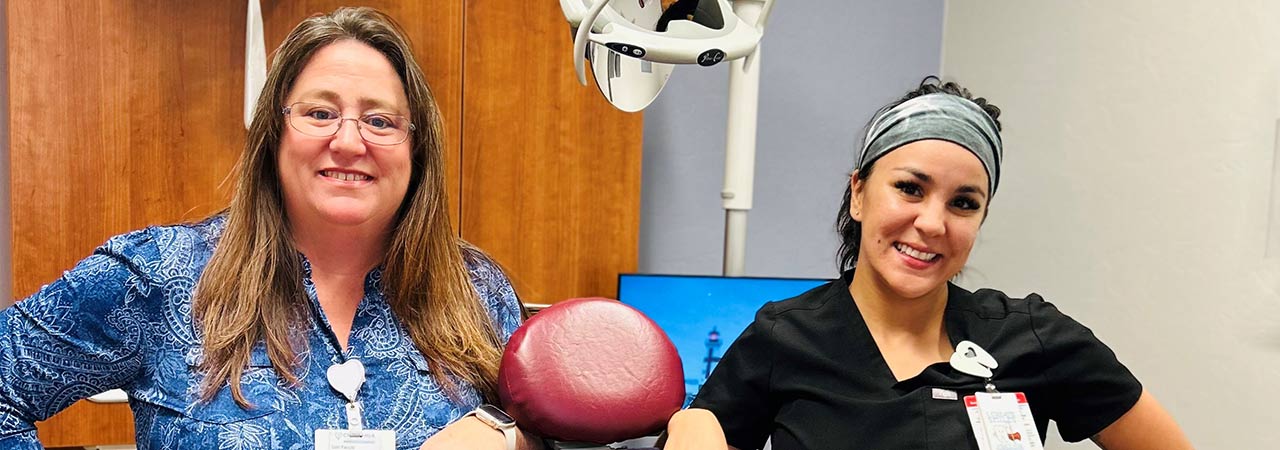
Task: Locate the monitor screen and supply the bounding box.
[617,274,831,407]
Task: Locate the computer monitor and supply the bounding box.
[617,273,831,407]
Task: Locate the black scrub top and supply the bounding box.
[690,270,1142,450]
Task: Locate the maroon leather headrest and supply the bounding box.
[498,297,684,444]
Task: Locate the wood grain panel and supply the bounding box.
[9,1,245,446]
[262,0,465,229]
[10,1,243,298]
[34,401,135,449]
[460,0,643,303]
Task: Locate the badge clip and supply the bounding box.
[950,340,999,387]
[327,358,367,430]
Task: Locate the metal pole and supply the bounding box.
[721,0,766,276]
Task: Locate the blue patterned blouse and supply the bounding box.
[0,216,523,449]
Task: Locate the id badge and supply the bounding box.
[963,392,1042,450]
[315,429,396,450]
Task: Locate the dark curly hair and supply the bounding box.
[835,76,1003,271]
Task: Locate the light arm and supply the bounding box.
[1092,389,1194,450]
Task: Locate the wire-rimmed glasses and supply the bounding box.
[283,102,415,146]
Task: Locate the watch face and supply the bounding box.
[479,404,515,425]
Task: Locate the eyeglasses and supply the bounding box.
[282,102,415,146]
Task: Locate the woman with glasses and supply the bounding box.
[661,78,1193,450]
[0,7,539,450]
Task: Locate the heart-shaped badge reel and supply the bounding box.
[949,340,998,379]
[326,359,367,403]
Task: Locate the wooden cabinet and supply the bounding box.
[6,1,639,447]
[460,0,641,303]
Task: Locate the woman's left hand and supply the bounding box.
[420,416,506,450]
[420,415,545,450]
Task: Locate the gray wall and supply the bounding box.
[943,0,1280,447]
[639,0,946,279]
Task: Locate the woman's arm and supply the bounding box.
[660,408,734,450]
[1092,389,1193,450]
[419,416,544,450]
[0,241,155,449]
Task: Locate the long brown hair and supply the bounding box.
[194,7,504,407]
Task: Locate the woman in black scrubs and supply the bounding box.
[662,78,1192,450]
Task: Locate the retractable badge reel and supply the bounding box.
[950,341,1043,450]
[315,359,396,450]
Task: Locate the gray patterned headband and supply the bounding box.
[856,93,1003,197]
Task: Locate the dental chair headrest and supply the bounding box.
[497,297,684,444]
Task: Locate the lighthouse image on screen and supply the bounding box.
[617,274,829,407]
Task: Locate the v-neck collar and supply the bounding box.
[834,270,978,392]
[299,254,386,360]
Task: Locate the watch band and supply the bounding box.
[464,405,518,450]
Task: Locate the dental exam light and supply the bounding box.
[560,0,775,276]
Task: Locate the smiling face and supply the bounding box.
[850,139,989,300]
[277,40,413,235]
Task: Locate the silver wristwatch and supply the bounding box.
[464,404,517,450]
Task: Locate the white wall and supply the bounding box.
[640,0,945,278]
[942,1,1280,448]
